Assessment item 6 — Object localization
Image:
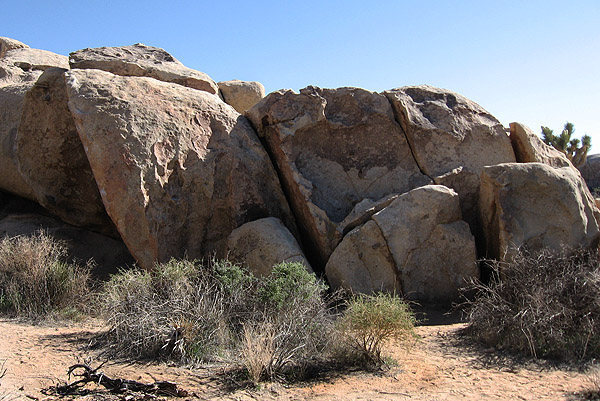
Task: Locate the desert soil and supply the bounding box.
[0,315,594,401]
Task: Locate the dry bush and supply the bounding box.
[336,292,417,366]
[241,322,275,385]
[0,232,90,319]
[462,248,600,361]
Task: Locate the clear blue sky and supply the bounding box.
[4,1,599,150]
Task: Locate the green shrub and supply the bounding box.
[337,292,417,366]
[462,248,600,361]
[0,232,90,319]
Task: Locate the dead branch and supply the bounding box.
[45,364,188,397]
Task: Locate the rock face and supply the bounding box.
[580,153,600,192]
[509,122,571,168]
[247,86,431,266]
[480,163,600,260]
[1,46,69,84]
[65,69,294,270]
[0,37,28,58]
[16,68,116,236]
[384,85,516,232]
[69,44,218,94]
[326,185,478,302]
[227,217,311,277]
[218,80,265,113]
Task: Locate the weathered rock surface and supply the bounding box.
[0,83,36,200]
[509,122,571,168]
[16,67,116,236]
[69,44,218,94]
[580,153,600,192]
[0,37,29,58]
[247,86,431,266]
[65,69,294,270]
[327,185,477,301]
[384,86,516,235]
[218,80,265,113]
[227,217,310,277]
[480,163,600,260]
[1,46,68,84]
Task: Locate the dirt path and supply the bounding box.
[0,318,593,400]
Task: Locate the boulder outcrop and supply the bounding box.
[218,80,265,113]
[479,163,600,260]
[247,86,431,266]
[579,154,600,192]
[69,44,218,94]
[227,217,311,277]
[0,37,28,58]
[326,185,478,302]
[509,122,571,168]
[65,69,294,270]
[16,67,116,236]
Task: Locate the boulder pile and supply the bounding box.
[1,37,598,303]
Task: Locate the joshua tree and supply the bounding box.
[541,122,591,168]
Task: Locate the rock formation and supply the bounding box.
[218,80,265,113]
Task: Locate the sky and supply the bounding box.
[3,1,599,150]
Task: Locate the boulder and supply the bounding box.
[1,46,68,85]
[0,212,133,278]
[0,83,36,200]
[69,43,218,94]
[218,80,265,113]
[509,122,570,168]
[327,185,477,302]
[246,86,431,266]
[65,69,294,270]
[479,163,600,260]
[16,67,116,236]
[384,85,515,233]
[0,37,29,58]
[580,153,600,192]
[226,217,311,277]
[325,220,399,294]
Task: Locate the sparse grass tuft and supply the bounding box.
[0,232,90,319]
[462,247,600,361]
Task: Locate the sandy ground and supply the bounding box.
[0,317,595,401]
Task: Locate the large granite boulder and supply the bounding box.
[16,67,116,236]
[384,85,516,232]
[0,37,28,58]
[479,162,600,260]
[218,80,265,113]
[69,43,218,94]
[226,217,311,277]
[1,45,68,85]
[326,185,478,302]
[65,69,294,270]
[247,86,431,266]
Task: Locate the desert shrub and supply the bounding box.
[462,248,600,361]
[336,292,417,366]
[100,259,335,378]
[0,232,90,319]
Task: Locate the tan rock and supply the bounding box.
[325,220,399,294]
[479,163,600,260]
[65,69,294,270]
[0,37,29,58]
[509,122,571,167]
[16,67,116,236]
[247,86,430,266]
[372,185,478,302]
[69,44,218,94]
[218,80,265,113]
[227,217,311,277]
[384,85,515,232]
[1,47,68,84]
[0,83,36,200]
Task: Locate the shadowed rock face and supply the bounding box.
[480,162,600,261]
[16,68,117,237]
[69,43,219,94]
[247,86,431,266]
[581,154,600,192]
[65,69,294,270]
